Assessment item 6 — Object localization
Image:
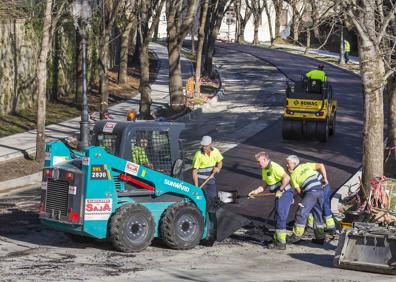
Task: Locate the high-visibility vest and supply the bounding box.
[306,69,327,82]
[344,40,351,52]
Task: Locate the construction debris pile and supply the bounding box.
[338,177,396,226]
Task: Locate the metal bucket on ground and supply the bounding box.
[334,222,396,275]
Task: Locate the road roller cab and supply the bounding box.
[282,76,337,142]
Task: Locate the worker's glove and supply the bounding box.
[322,178,328,186]
[248,186,263,198]
[275,190,284,198]
[248,191,257,199]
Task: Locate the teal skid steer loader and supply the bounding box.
[39,120,248,252]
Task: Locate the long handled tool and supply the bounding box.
[218,190,275,204]
[199,172,216,188]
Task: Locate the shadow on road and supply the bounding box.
[289,253,334,268]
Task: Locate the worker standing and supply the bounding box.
[344,39,351,64]
[248,152,293,250]
[192,136,223,243]
[306,65,327,82]
[286,155,326,244]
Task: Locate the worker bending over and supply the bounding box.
[192,136,223,243]
[306,65,327,82]
[307,172,336,235]
[248,152,293,250]
[286,155,327,244]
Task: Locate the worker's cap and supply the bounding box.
[318,64,324,70]
[200,136,212,146]
[286,155,300,165]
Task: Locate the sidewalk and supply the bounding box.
[274,43,359,65]
[0,42,193,164]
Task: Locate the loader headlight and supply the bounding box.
[44,168,53,178]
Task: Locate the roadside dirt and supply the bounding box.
[0,157,42,182]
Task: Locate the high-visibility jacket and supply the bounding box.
[290,163,322,192]
[132,145,150,165]
[306,69,327,82]
[261,161,291,192]
[192,147,223,179]
[344,40,350,52]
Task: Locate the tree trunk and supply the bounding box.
[118,22,133,84]
[11,19,18,114]
[50,28,60,102]
[304,29,311,54]
[253,16,260,44]
[274,4,282,41]
[195,0,209,96]
[386,75,396,177]
[191,23,195,56]
[264,2,274,45]
[99,30,110,118]
[292,15,300,43]
[139,0,152,119]
[36,0,52,162]
[139,40,152,119]
[239,21,247,42]
[153,20,159,41]
[168,38,184,110]
[75,30,83,106]
[204,0,227,75]
[166,0,199,110]
[131,34,141,65]
[235,0,241,42]
[359,38,385,190]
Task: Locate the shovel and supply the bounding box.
[218,190,275,204]
[199,172,216,188]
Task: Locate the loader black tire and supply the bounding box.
[109,203,155,253]
[160,202,204,250]
[329,111,336,136]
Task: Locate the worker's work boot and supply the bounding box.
[267,241,286,250]
[287,234,302,244]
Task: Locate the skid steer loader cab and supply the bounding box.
[282,76,337,142]
[92,120,185,178]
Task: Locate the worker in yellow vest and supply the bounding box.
[306,65,327,82]
[286,155,327,245]
[192,136,223,244]
[248,152,293,250]
[344,39,351,64]
[132,136,153,169]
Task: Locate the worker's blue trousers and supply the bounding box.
[199,177,217,238]
[274,189,294,244]
[322,184,336,231]
[294,189,325,239]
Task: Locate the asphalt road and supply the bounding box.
[211,43,363,221]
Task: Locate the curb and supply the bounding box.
[0,172,42,192]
